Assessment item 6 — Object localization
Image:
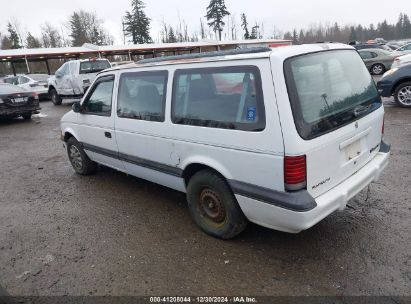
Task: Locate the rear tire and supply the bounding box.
[394,82,411,108]
[50,89,62,106]
[187,170,248,239]
[371,63,385,75]
[66,137,97,175]
[22,113,32,120]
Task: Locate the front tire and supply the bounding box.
[187,170,248,239]
[50,89,62,106]
[66,137,97,175]
[394,82,411,108]
[371,63,385,75]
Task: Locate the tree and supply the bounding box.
[123,0,152,44]
[26,32,42,48]
[69,11,113,46]
[240,13,250,39]
[200,18,207,39]
[41,23,63,48]
[7,22,22,49]
[349,26,357,41]
[403,14,411,39]
[168,27,177,43]
[250,25,259,39]
[206,0,230,40]
[1,36,13,50]
[292,29,299,44]
[299,29,305,44]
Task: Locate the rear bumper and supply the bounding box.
[377,81,393,97]
[236,142,391,233]
[0,105,41,116]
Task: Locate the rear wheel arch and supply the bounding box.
[391,78,411,95]
[182,163,230,188]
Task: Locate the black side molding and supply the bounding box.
[379,140,391,153]
[229,180,317,212]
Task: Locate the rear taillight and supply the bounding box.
[32,92,39,100]
[284,155,307,191]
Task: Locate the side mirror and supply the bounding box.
[72,102,81,113]
[55,71,63,78]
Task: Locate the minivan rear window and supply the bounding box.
[284,50,381,140]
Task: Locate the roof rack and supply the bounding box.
[138,47,272,65]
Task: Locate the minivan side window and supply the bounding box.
[171,66,265,131]
[117,71,168,122]
[82,75,114,116]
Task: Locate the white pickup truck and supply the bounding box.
[48,58,111,105]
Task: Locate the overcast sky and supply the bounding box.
[0,0,408,44]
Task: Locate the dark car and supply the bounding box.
[377,63,411,107]
[0,83,41,120]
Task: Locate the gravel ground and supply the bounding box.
[0,98,410,297]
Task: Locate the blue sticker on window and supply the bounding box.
[247,107,256,121]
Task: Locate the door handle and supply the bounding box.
[105,132,112,139]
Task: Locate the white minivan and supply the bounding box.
[60,44,390,239]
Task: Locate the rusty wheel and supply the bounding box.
[187,170,248,239]
[199,188,226,224]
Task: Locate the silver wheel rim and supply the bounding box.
[398,86,411,105]
[373,65,383,74]
[69,145,83,171]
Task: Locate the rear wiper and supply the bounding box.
[353,104,372,117]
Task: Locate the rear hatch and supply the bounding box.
[283,49,384,198]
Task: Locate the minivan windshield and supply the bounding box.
[284,50,381,139]
[80,60,111,74]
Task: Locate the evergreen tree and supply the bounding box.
[26,32,42,48]
[349,26,357,41]
[200,18,207,39]
[299,29,305,44]
[69,12,88,46]
[123,0,152,44]
[205,0,230,40]
[1,36,13,50]
[168,27,177,43]
[7,22,21,49]
[395,13,404,39]
[292,29,299,44]
[240,13,250,39]
[403,14,411,39]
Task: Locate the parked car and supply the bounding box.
[60,44,390,239]
[391,54,411,69]
[393,43,411,54]
[358,49,401,75]
[3,74,50,100]
[48,58,111,105]
[353,44,383,50]
[378,63,411,107]
[0,83,40,119]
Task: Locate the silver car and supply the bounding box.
[358,49,402,75]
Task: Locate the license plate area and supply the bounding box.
[13,97,27,104]
[345,140,362,162]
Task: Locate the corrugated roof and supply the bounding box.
[0,39,291,60]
